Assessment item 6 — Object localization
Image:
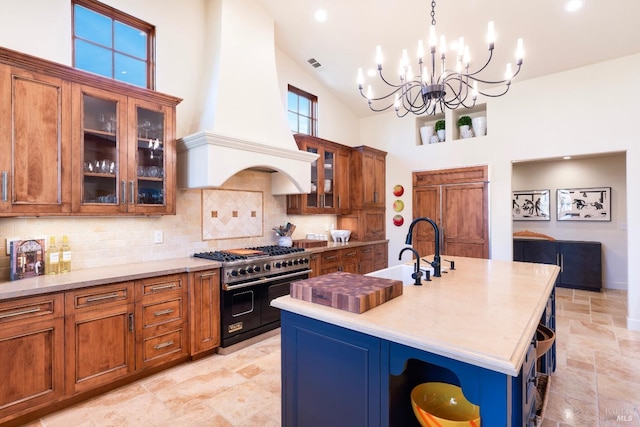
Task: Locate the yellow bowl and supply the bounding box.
[410,382,481,427]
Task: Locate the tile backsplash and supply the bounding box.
[0,170,338,282]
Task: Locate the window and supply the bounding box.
[287,85,317,136]
[72,0,155,89]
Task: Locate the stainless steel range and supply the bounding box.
[194,246,311,348]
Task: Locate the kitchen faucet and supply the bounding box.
[398,247,424,285]
[405,217,442,277]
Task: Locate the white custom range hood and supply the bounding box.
[177,0,317,195]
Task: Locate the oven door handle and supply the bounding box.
[223,269,312,291]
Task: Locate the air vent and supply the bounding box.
[307,58,322,69]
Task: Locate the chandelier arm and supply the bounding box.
[378,70,409,89]
[476,84,511,98]
[461,49,495,78]
[467,63,522,86]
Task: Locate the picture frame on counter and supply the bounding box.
[512,189,550,221]
[557,187,611,221]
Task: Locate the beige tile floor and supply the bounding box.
[23,288,639,427]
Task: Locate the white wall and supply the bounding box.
[512,154,627,290]
[360,55,640,330]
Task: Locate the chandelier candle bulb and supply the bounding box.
[488,21,496,48]
[516,38,524,63]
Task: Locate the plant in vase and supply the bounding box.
[457,115,473,138]
[435,120,446,142]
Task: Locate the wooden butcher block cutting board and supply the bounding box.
[290,272,403,314]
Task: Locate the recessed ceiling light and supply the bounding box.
[566,0,584,12]
[314,9,327,22]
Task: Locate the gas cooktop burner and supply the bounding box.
[193,245,306,262]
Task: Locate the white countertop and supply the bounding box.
[0,257,220,300]
[272,256,559,376]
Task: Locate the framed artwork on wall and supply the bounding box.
[557,187,611,221]
[512,189,550,220]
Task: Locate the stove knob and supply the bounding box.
[293,259,300,265]
[287,260,294,266]
[253,265,261,273]
[238,267,247,275]
[264,263,271,271]
[275,262,282,269]
[302,258,309,264]
[230,270,238,277]
[246,265,254,274]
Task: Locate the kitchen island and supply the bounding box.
[272,256,559,427]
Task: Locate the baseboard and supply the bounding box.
[627,316,640,332]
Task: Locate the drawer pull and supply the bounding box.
[86,293,120,303]
[344,251,356,257]
[154,340,174,350]
[154,308,175,317]
[0,307,40,319]
[150,284,177,292]
[324,255,337,261]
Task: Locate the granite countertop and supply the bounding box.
[0,257,220,300]
[272,255,559,377]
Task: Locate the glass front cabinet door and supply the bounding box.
[73,85,174,215]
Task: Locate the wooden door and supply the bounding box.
[0,66,71,215]
[363,150,386,208]
[412,186,441,258]
[65,283,135,394]
[0,294,64,422]
[189,270,220,355]
[334,148,351,213]
[441,183,489,258]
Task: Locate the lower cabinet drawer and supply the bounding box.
[140,297,185,329]
[138,327,188,368]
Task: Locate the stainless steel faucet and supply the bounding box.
[398,247,424,285]
[405,216,442,277]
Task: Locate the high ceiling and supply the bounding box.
[255,0,640,118]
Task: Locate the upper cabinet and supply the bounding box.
[350,146,386,209]
[287,134,350,215]
[0,46,181,217]
[72,85,175,215]
[0,66,72,215]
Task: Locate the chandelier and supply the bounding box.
[357,1,524,116]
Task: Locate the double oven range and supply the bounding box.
[194,246,311,348]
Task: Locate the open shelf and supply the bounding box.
[452,104,487,141]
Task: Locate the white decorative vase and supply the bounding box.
[278,236,293,247]
[437,129,446,142]
[419,126,434,145]
[459,125,472,139]
[472,116,487,136]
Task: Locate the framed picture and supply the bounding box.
[557,187,611,221]
[512,189,550,220]
[9,239,46,281]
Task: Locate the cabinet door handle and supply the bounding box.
[560,254,564,272]
[129,313,134,332]
[1,171,7,202]
[129,180,134,205]
[153,340,174,350]
[337,195,341,208]
[154,308,175,317]
[373,191,377,203]
[121,180,127,204]
[86,293,119,303]
[0,307,40,319]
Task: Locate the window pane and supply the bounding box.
[288,111,298,133]
[74,5,112,47]
[115,54,147,87]
[287,92,298,112]
[76,40,112,77]
[115,21,147,59]
[298,117,310,135]
[299,97,311,116]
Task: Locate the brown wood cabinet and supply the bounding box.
[372,242,389,272]
[287,134,350,215]
[308,252,321,278]
[0,46,180,217]
[412,166,489,259]
[338,146,387,241]
[135,274,188,369]
[0,294,65,423]
[189,269,221,356]
[64,282,135,394]
[0,65,72,215]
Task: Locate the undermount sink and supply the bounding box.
[365,264,435,286]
